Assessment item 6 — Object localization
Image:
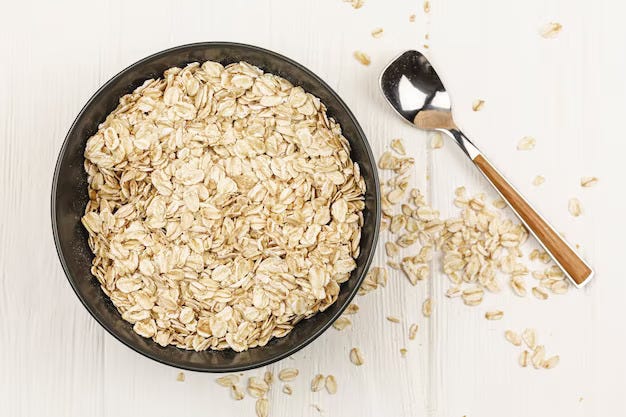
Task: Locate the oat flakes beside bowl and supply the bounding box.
[51,42,380,372]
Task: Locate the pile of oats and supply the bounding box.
[81,60,365,352]
[373,139,569,308]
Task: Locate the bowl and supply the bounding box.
[51,42,380,372]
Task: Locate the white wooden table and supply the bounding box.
[1,0,625,416]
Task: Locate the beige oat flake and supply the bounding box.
[371,28,384,38]
[332,316,352,330]
[350,347,364,365]
[390,138,406,155]
[311,374,325,392]
[568,198,583,217]
[522,328,536,349]
[532,175,545,186]
[430,132,444,149]
[580,176,598,187]
[354,51,371,66]
[278,368,299,382]
[517,136,536,151]
[540,22,563,38]
[422,298,432,317]
[485,310,504,320]
[255,398,269,417]
[325,375,338,394]
[386,316,401,323]
[505,330,522,346]
[472,99,485,111]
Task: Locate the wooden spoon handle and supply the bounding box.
[472,153,593,287]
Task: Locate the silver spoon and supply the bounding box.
[380,50,593,288]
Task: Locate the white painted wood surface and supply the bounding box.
[1,0,625,416]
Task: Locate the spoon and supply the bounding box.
[380,50,593,288]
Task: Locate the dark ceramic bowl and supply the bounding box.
[51,42,380,372]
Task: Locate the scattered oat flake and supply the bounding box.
[580,176,598,187]
[312,404,324,414]
[431,132,443,149]
[492,199,506,209]
[311,374,325,392]
[264,371,273,385]
[532,175,545,186]
[332,316,351,330]
[532,286,549,300]
[386,316,401,323]
[472,99,485,111]
[543,355,560,369]
[400,348,408,357]
[231,385,245,401]
[532,345,546,369]
[343,0,364,9]
[522,328,536,349]
[390,138,406,155]
[325,375,338,394]
[505,330,522,346]
[409,14,416,22]
[350,347,364,366]
[216,374,239,387]
[282,384,293,395]
[422,298,432,317]
[423,0,430,13]
[568,198,582,217]
[176,371,185,382]
[519,350,529,367]
[540,22,563,38]
[354,51,371,66]
[409,323,419,340]
[371,28,384,38]
[485,310,504,320]
[344,303,359,314]
[385,241,399,257]
[517,136,536,150]
[278,368,299,381]
[510,277,527,297]
[256,398,269,417]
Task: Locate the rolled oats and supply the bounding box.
[371,28,384,38]
[82,61,365,352]
[568,198,582,217]
[580,176,598,188]
[354,51,371,66]
[311,374,325,392]
[485,310,504,320]
[540,22,563,38]
[472,99,485,111]
[532,175,545,186]
[517,136,536,151]
[256,398,269,417]
[278,368,299,382]
[350,347,364,365]
[325,375,338,394]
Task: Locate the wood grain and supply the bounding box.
[474,154,592,286]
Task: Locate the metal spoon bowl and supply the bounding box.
[380,50,593,288]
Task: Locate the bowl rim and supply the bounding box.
[51,41,381,372]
